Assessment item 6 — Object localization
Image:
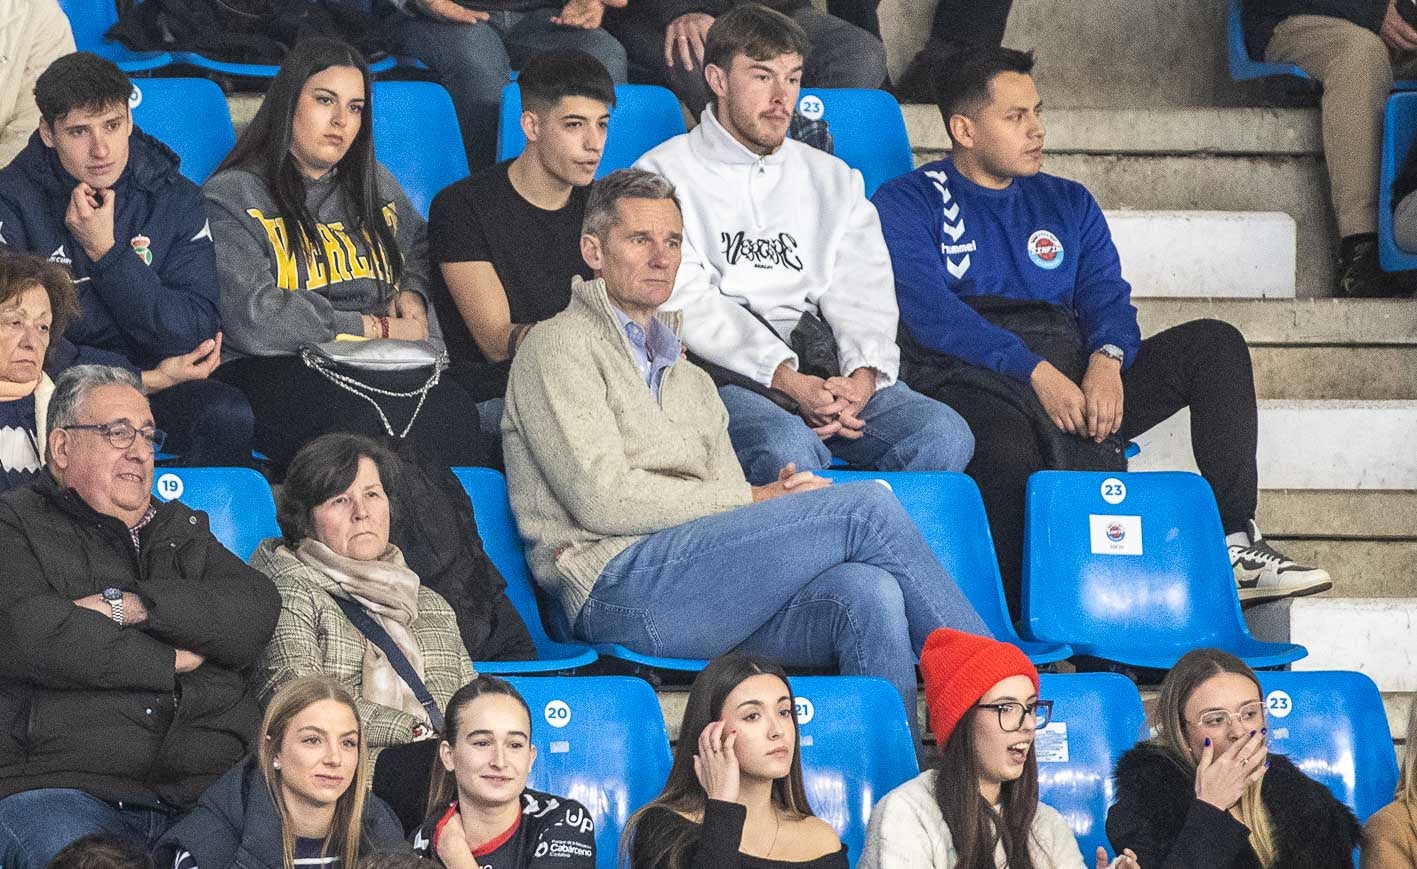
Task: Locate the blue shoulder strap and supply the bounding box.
[329,593,446,733]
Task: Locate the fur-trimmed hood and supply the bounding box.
[1107,742,1360,868]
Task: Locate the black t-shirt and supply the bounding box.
[428,161,592,396]
[412,789,596,868]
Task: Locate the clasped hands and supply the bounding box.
[771,364,875,441]
[1030,354,1123,443]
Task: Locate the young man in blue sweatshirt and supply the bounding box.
[872,47,1331,616]
[0,52,253,466]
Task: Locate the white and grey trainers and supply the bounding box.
[1228,520,1333,603]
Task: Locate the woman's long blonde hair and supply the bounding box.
[259,675,371,869]
[1155,648,1277,867]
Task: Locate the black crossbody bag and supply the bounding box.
[328,593,445,733]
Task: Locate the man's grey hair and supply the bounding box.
[48,365,144,431]
[581,169,681,241]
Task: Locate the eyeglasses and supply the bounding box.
[1192,700,1265,731]
[975,699,1053,732]
[63,421,167,451]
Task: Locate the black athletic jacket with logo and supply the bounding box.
[412,789,596,869]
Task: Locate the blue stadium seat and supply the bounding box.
[1255,670,1398,823]
[797,89,912,196]
[1036,672,1148,858]
[819,471,1071,665]
[151,467,277,561]
[372,81,468,218]
[506,676,672,869]
[496,83,685,174]
[791,675,919,864]
[59,0,175,72]
[1225,0,1309,82]
[450,467,598,673]
[128,78,234,184]
[172,51,396,81]
[1021,471,1306,670]
[1379,92,1417,271]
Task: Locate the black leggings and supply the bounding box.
[913,318,1259,619]
[216,355,492,478]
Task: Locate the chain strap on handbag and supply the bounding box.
[300,339,449,439]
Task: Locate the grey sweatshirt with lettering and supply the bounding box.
[203,162,441,360]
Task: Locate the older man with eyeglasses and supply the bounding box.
[0,364,280,867]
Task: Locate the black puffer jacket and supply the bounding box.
[1240,0,1387,62]
[154,756,408,868]
[0,474,281,809]
[1106,742,1361,868]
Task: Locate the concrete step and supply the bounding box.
[1135,298,1417,345]
[877,0,1303,110]
[1250,347,1417,401]
[1291,598,1417,693]
[1265,539,1417,598]
[1258,490,1417,540]
[1130,400,1417,489]
[1109,211,1296,299]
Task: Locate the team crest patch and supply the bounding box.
[1027,229,1064,270]
[130,235,152,266]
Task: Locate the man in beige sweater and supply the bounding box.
[503,168,989,734]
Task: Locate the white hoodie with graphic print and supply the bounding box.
[635,107,900,389]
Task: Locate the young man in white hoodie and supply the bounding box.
[634,5,973,485]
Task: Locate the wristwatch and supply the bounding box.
[101,587,125,626]
[1095,343,1124,362]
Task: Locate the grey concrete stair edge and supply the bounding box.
[1263,539,1417,597]
[1250,347,1417,401]
[902,106,1323,157]
[1258,490,1417,540]
[1135,299,1417,345]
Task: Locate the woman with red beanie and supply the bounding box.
[858,629,1140,869]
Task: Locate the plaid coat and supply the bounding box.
[250,538,476,753]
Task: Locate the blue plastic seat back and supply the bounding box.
[1380,92,1417,271]
[151,467,277,561]
[59,0,174,71]
[128,78,235,184]
[450,467,597,671]
[496,83,685,174]
[818,471,1070,664]
[505,676,672,869]
[1255,670,1398,822]
[1023,471,1305,669]
[791,675,919,864]
[795,89,912,196]
[372,81,470,218]
[1226,0,1310,81]
[1036,672,1147,857]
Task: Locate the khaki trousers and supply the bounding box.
[1267,14,1417,237]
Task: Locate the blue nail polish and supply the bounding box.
[1261,727,1267,734]
[1250,730,1256,736]
[1204,738,1211,746]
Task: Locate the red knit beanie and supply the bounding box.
[920,628,1040,749]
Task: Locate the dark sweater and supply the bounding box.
[631,801,848,869]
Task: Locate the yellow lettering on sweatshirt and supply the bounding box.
[245,202,399,291]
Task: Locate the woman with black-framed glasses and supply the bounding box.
[860,629,1140,869]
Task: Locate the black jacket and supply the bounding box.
[0,129,222,372]
[154,755,408,868]
[1240,0,1387,62]
[1106,742,1361,869]
[0,474,281,808]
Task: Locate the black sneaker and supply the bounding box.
[1229,520,1333,603]
[1337,233,1410,297]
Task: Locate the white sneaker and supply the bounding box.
[1228,520,1333,603]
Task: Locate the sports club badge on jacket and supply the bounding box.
[1027,229,1064,270]
[130,234,153,266]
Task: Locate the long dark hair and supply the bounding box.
[932,705,1040,869]
[215,36,402,295]
[426,676,534,814]
[621,654,814,869]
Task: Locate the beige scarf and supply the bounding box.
[294,538,430,724]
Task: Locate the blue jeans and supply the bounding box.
[387,8,629,168]
[0,789,174,869]
[718,381,975,485]
[573,482,991,737]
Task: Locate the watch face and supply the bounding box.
[102,587,123,602]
